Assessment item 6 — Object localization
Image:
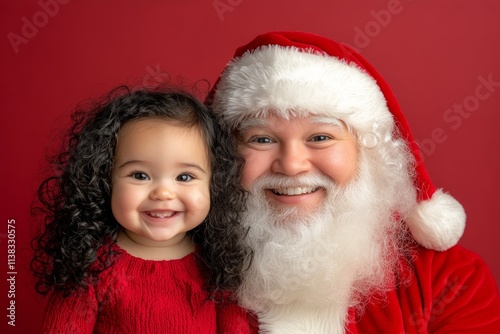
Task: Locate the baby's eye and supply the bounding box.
[176,174,193,182]
[130,172,150,181]
[310,135,331,142]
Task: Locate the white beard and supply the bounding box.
[237,150,416,333]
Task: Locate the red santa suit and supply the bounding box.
[243,246,500,333]
[347,245,500,333]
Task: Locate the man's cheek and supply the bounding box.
[240,171,254,191]
[240,153,266,190]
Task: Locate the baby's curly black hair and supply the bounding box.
[31,85,251,299]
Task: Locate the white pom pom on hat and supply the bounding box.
[207,31,466,251]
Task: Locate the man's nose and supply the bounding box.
[271,142,312,176]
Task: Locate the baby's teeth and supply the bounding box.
[149,212,172,218]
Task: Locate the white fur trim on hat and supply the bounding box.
[213,45,394,135]
[407,189,466,251]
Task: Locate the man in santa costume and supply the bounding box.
[206,31,500,333]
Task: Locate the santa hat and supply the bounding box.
[207,31,465,251]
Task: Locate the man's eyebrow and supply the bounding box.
[238,118,268,131]
[237,116,347,131]
[310,116,346,130]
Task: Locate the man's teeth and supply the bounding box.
[148,211,174,218]
[272,187,317,195]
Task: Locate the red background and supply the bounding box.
[1,0,499,333]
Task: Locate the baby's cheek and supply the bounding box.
[190,190,211,214]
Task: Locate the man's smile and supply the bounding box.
[270,186,319,196]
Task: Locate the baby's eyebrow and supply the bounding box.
[117,160,208,174]
[116,160,149,169]
[177,162,209,174]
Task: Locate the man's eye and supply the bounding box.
[131,172,149,181]
[176,174,193,182]
[310,135,331,142]
[250,136,273,144]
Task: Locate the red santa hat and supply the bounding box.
[207,31,465,251]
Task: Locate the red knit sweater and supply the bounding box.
[41,245,251,334]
